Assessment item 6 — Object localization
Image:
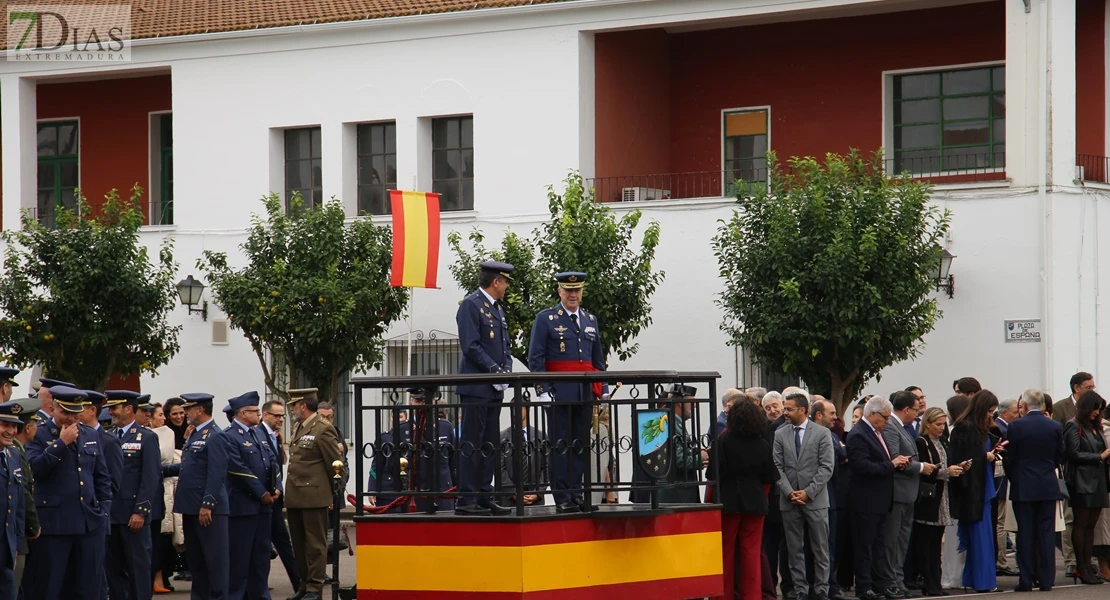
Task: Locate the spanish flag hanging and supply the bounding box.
[389,190,441,289]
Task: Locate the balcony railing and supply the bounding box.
[587,154,1007,203]
[24,200,173,229]
[1078,154,1110,184]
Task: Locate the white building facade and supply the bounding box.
[0,0,1108,437]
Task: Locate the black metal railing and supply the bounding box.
[889,152,1006,184]
[351,370,720,518]
[21,202,173,228]
[1078,154,1110,184]
[586,153,1008,203]
[586,170,768,203]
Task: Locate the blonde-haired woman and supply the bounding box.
[913,407,966,595]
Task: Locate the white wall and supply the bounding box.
[2,0,1109,447]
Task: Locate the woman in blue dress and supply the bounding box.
[948,390,1002,592]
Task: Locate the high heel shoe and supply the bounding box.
[1078,565,1104,585]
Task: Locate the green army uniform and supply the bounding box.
[285,388,343,600]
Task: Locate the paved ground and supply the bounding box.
[161,535,358,599]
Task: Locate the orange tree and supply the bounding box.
[0,186,181,389]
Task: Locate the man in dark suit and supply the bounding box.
[1052,371,1093,575]
[1003,389,1064,592]
[259,400,300,591]
[499,403,548,506]
[455,260,515,516]
[993,398,1019,577]
[846,396,909,600]
[763,409,793,598]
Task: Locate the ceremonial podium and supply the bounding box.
[353,505,722,599]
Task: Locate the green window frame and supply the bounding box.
[356,122,397,216]
[893,66,1005,174]
[37,121,80,227]
[157,113,174,225]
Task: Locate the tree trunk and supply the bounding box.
[828,367,860,416]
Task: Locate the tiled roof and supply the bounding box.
[1,0,573,48]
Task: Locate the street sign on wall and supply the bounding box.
[1004,319,1041,343]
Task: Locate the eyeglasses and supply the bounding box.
[265,412,286,419]
[240,408,261,414]
[878,413,892,421]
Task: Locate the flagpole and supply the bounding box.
[406,287,414,377]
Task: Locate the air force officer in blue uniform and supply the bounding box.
[104,390,161,600]
[25,386,113,600]
[0,400,28,600]
[165,393,230,600]
[454,260,514,516]
[223,391,276,600]
[528,272,607,514]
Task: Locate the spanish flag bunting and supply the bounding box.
[389,190,441,289]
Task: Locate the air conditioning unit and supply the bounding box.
[621,187,671,202]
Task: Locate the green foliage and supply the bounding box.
[641,415,667,443]
[449,172,664,363]
[712,150,951,413]
[0,186,181,389]
[199,193,408,404]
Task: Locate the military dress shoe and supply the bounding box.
[857,590,884,600]
[997,567,1019,577]
[831,592,854,600]
[454,504,492,516]
[301,594,323,600]
[286,593,306,600]
[570,497,600,513]
[555,501,579,514]
[478,500,512,515]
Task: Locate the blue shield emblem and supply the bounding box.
[635,409,671,479]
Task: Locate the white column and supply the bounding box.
[0,75,37,232]
[319,121,346,212]
[1004,0,1041,187]
[1041,0,1087,391]
[1046,0,1077,186]
[577,31,596,180]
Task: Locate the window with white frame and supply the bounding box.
[892,66,1004,173]
[722,108,769,194]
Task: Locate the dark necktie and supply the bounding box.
[794,426,803,454]
[118,428,125,440]
[571,313,579,333]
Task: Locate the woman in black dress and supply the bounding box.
[1063,391,1110,584]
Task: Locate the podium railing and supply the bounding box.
[351,370,721,518]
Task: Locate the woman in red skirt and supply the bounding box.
[711,399,779,600]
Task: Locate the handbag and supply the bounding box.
[918,481,937,501]
[1057,473,1070,501]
